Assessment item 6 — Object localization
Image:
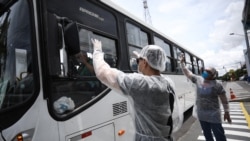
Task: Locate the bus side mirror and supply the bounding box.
[64,22,80,56]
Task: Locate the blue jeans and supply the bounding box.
[199,120,227,141]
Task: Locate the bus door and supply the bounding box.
[0,0,43,140]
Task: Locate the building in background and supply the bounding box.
[242,0,250,82]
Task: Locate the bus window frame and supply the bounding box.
[44,13,120,120]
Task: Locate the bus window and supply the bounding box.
[67,27,117,76]
[126,23,149,47]
[173,46,177,59]
[95,35,117,68]
[0,0,35,109]
[154,36,172,72]
[173,46,183,74]
[193,57,199,74]
[141,31,148,47]
[177,49,183,58]
[47,19,118,116]
[183,53,192,72]
[198,59,204,74]
[126,22,149,71]
[185,53,191,63]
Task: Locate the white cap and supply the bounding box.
[133,45,167,72]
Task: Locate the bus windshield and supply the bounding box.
[0,0,34,109]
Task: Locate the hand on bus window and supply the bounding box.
[91,38,102,52]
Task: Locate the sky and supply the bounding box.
[110,0,246,76]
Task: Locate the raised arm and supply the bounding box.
[179,54,194,80]
[91,39,121,91]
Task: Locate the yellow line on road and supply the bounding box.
[240,102,250,129]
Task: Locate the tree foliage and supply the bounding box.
[218,65,247,81]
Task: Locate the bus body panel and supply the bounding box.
[65,116,135,141]
[67,123,116,141]
[1,91,134,141]
[168,75,196,111]
[57,91,134,141]
[1,92,60,141]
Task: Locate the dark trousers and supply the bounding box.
[199,120,227,141]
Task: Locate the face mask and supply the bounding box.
[202,71,209,79]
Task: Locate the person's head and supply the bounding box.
[133,45,167,75]
[74,51,88,63]
[202,67,217,80]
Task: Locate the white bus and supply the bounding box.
[0,0,204,140]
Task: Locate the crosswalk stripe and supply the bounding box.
[229,110,243,112]
[231,119,247,123]
[197,135,245,141]
[197,129,250,140]
[222,124,249,129]
[225,130,250,137]
[230,115,245,119]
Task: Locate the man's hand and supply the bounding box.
[179,53,185,63]
[224,112,232,124]
[91,38,102,52]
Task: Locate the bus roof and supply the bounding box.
[100,0,202,60]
